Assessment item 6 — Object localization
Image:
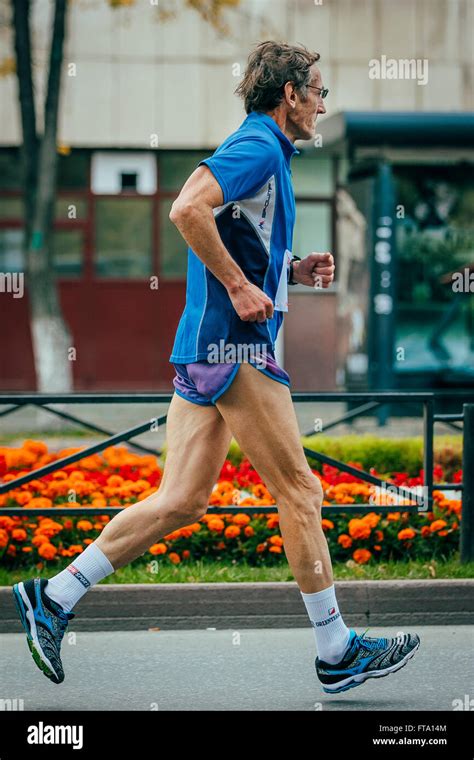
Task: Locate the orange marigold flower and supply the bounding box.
[149,543,167,555]
[438,530,448,536]
[15,492,32,505]
[179,527,194,538]
[68,544,84,554]
[0,529,9,548]
[256,543,266,553]
[266,516,279,529]
[421,525,431,537]
[232,513,251,526]
[83,538,94,545]
[21,546,33,553]
[28,497,53,510]
[269,535,283,546]
[321,519,334,531]
[0,516,14,530]
[225,525,241,538]
[7,544,17,556]
[91,498,107,508]
[22,439,48,455]
[77,520,93,531]
[387,512,401,522]
[348,519,371,540]
[180,523,201,536]
[398,528,416,540]
[208,518,225,533]
[11,528,27,542]
[430,519,448,533]
[353,548,372,564]
[182,550,191,559]
[215,481,234,493]
[169,552,181,564]
[32,534,49,547]
[375,530,384,542]
[244,526,255,537]
[163,529,181,541]
[374,544,382,551]
[38,543,57,560]
[269,545,282,554]
[338,534,352,549]
[361,512,380,528]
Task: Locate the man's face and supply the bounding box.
[288,65,326,141]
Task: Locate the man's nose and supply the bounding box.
[318,102,326,115]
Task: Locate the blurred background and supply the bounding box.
[0,0,473,401]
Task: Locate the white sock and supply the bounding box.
[45,542,115,613]
[300,584,352,664]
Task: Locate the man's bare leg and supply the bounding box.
[215,362,331,593]
[43,392,233,611]
[12,393,234,684]
[95,393,233,568]
[212,362,356,667]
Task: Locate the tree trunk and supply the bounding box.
[12,0,73,393]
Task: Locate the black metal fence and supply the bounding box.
[0,391,472,562]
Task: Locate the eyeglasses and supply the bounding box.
[307,85,329,99]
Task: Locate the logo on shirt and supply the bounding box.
[258,181,273,229]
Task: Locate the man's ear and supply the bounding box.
[283,80,297,109]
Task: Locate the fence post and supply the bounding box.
[461,404,474,563]
[423,399,434,513]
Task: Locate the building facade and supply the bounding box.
[0,0,473,390]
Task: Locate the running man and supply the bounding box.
[13,41,420,694]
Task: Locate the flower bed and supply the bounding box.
[0,440,462,569]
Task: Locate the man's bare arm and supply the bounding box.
[169,165,274,323]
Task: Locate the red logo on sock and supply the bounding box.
[328,607,336,615]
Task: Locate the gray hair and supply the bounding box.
[235,41,320,114]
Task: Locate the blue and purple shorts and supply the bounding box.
[172,351,290,407]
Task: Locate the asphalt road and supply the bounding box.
[0,626,472,711]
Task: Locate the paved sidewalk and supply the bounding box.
[0,626,471,711]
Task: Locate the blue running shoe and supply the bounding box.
[315,628,420,694]
[12,578,75,684]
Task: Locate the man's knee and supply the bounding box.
[149,488,209,522]
[274,471,324,516]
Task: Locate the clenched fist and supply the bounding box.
[293,252,335,288]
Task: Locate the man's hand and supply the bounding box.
[227,279,274,322]
[294,252,335,288]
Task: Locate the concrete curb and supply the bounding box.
[1,579,473,632]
